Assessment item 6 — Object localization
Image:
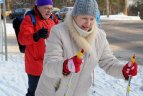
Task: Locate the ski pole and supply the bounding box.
[64,49,84,96]
[126,54,136,96]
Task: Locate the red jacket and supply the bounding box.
[18,6,55,76]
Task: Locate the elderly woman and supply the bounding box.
[35,0,138,96]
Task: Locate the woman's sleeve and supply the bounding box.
[98,31,125,79]
[43,25,65,78]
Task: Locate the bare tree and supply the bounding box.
[124,0,128,15]
[106,0,110,17]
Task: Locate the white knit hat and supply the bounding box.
[72,0,98,18]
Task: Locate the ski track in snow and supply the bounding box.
[0,79,25,95]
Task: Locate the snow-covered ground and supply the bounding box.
[0,14,143,96]
[101,13,141,20]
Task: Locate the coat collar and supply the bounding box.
[64,12,98,53]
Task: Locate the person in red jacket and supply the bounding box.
[18,0,55,96]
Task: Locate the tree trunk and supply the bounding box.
[6,0,10,11]
[106,0,110,17]
[124,0,128,15]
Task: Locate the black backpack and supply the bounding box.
[12,10,36,53]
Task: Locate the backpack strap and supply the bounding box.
[50,14,54,20]
[26,10,36,26]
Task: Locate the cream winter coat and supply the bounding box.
[35,12,125,96]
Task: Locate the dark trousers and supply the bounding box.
[26,74,40,96]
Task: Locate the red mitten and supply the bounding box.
[122,62,138,80]
[63,56,83,75]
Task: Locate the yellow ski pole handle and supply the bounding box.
[131,54,136,64]
[77,49,84,59]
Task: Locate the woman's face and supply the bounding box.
[37,5,53,19]
[74,15,95,31]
